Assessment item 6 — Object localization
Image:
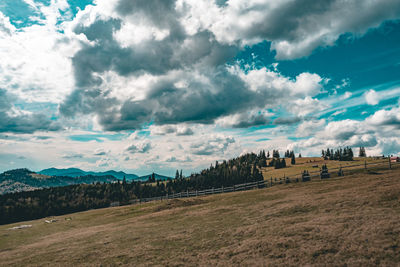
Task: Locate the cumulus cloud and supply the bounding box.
[151,124,194,136]
[365,89,380,105]
[288,105,400,156]
[366,106,400,128]
[0,89,61,134]
[288,96,329,117]
[190,135,235,155]
[125,141,152,154]
[176,125,194,136]
[226,0,400,59]
[55,0,399,133]
[216,110,271,128]
[57,0,347,132]
[296,119,326,137]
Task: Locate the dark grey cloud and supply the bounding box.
[273,117,302,125]
[350,136,378,148]
[0,89,61,134]
[60,0,400,131]
[165,156,192,162]
[116,0,179,29]
[62,153,84,159]
[231,114,270,128]
[61,62,276,131]
[215,0,400,59]
[59,87,119,118]
[60,1,240,129]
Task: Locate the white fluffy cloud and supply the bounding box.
[365,89,380,105]
[289,105,400,156]
[184,0,400,59]
[289,97,329,117]
[1,0,400,174]
[0,5,80,103]
[366,106,400,128]
[296,119,326,138]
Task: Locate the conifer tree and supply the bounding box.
[359,147,366,157]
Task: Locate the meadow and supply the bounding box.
[0,159,399,266]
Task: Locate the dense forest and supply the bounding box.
[0,151,266,225]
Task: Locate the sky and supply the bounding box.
[0,0,400,176]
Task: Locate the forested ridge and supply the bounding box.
[0,168,120,195]
[0,151,266,225]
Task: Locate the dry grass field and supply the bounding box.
[260,156,387,179]
[0,163,399,266]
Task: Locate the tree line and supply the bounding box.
[322,147,354,161]
[0,151,268,225]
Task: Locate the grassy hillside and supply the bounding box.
[260,156,387,179]
[0,167,399,266]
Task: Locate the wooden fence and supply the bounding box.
[126,159,399,205]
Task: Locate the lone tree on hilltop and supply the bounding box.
[359,147,366,157]
[291,153,296,165]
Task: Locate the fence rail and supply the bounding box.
[125,159,399,206]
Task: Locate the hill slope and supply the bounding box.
[0,168,399,266]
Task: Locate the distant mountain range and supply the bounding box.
[0,168,174,195]
[0,168,119,195]
[38,168,138,180]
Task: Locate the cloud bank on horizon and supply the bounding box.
[0,0,400,175]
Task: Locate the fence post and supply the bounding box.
[364,160,367,169]
[389,157,392,169]
[222,185,224,193]
[233,185,235,191]
[212,187,214,194]
[196,190,198,196]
